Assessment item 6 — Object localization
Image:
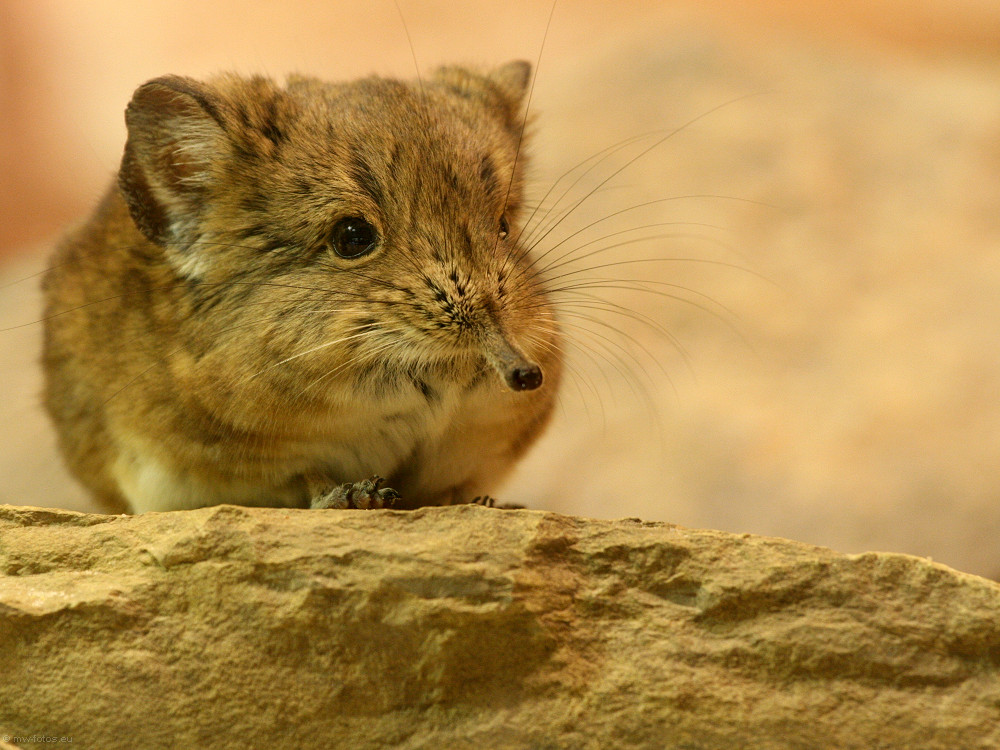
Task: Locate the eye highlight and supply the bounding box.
[329,216,378,259]
[498,215,510,240]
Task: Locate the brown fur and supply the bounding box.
[42,63,562,513]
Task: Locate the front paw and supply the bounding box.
[310,476,400,510]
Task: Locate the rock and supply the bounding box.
[1,503,998,749]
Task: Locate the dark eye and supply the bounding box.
[329,216,378,259]
[498,215,510,239]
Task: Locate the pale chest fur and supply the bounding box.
[114,370,503,513]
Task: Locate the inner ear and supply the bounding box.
[118,76,226,246]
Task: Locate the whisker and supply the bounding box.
[510,222,737,293]
[96,305,393,404]
[392,0,424,92]
[523,91,769,265]
[550,278,751,348]
[541,248,774,287]
[299,337,403,396]
[558,316,668,407]
[516,130,668,252]
[556,297,689,366]
[240,324,386,383]
[557,308,680,382]
[495,0,557,279]
[521,330,605,429]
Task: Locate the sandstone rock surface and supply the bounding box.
[1,503,999,749]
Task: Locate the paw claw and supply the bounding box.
[311,475,399,510]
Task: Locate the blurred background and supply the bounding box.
[2,1,1000,577]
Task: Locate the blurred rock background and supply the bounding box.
[2,0,999,576]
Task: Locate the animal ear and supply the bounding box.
[487,60,532,106]
[118,76,227,246]
[432,61,532,129]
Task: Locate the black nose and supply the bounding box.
[506,364,543,391]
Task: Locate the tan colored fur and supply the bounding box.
[42,63,562,513]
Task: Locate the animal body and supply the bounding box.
[42,62,563,513]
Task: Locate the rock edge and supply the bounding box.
[1,503,999,749]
